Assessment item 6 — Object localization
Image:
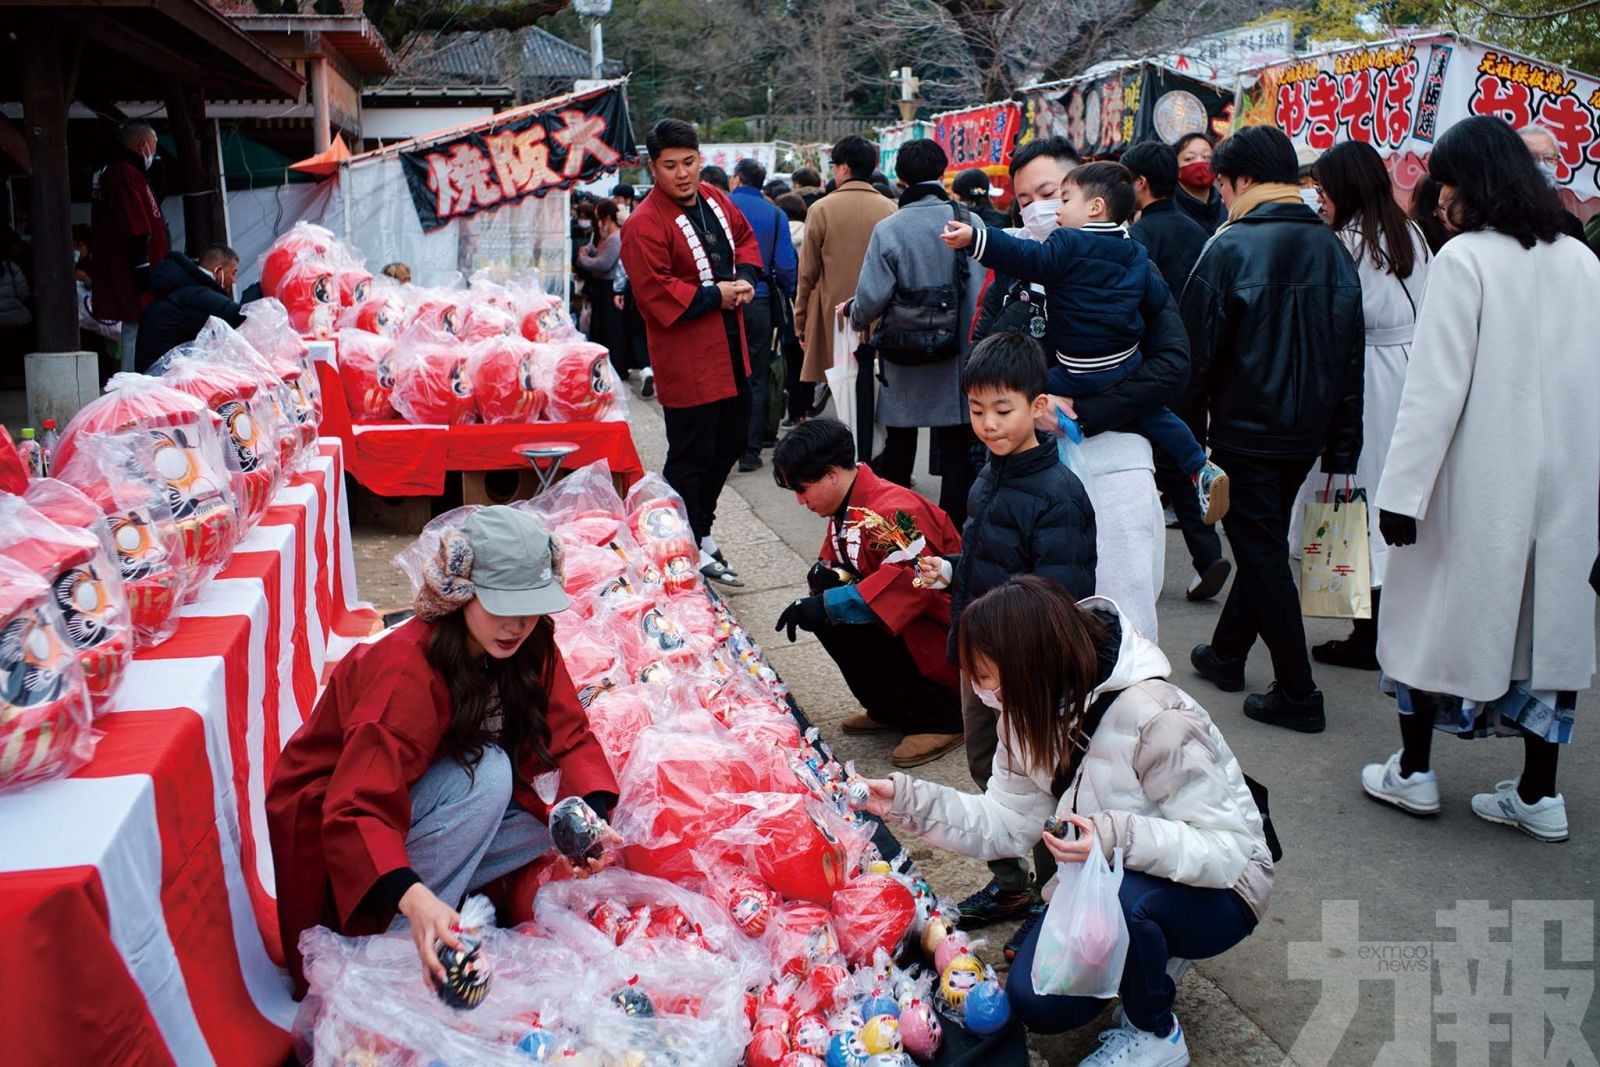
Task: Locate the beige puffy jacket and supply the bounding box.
[885,598,1273,919]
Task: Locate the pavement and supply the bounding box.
[356,383,1600,1066]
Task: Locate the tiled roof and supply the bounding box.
[386,26,622,92]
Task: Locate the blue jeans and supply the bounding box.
[1006,870,1257,1037]
[1046,355,1208,475]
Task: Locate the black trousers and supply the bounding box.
[661,378,752,543]
[784,335,813,419]
[1209,449,1317,697]
[877,423,975,528]
[743,299,775,455]
[1154,452,1223,572]
[815,617,962,734]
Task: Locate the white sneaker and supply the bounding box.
[1470,779,1568,842]
[1080,1016,1189,1067]
[1361,750,1441,815]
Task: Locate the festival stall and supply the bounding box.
[878,120,933,183]
[1234,31,1600,218]
[1019,61,1234,158]
[930,102,1022,202]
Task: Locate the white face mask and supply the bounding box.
[141,150,155,171]
[973,684,1003,712]
[1020,199,1061,241]
[1298,187,1323,214]
[1536,159,1559,187]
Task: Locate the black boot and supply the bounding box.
[1312,590,1380,670]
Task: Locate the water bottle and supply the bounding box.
[17,428,43,479]
[38,418,59,476]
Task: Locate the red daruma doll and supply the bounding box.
[56,375,241,586]
[276,258,339,339]
[0,555,97,790]
[158,356,282,529]
[539,341,620,421]
[469,335,545,424]
[338,267,373,308]
[392,325,474,425]
[340,295,407,338]
[259,221,335,300]
[337,327,399,421]
[1,492,134,717]
[625,488,698,595]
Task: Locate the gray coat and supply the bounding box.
[851,191,987,428]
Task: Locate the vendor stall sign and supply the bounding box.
[1236,33,1600,209]
[400,84,633,232]
[1020,64,1233,157]
[878,120,931,182]
[932,103,1021,171]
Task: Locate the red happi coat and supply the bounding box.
[266,616,616,995]
[820,464,963,691]
[618,182,764,408]
[90,156,170,323]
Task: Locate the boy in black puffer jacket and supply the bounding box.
[916,331,1097,926]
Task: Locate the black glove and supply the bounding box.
[775,594,827,642]
[806,560,853,595]
[1379,510,1418,547]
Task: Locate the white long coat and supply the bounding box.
[1376,231,1600,700]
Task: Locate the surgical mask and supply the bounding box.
[142,150,155,171]
[1020,199,1061,241]
[973,684,1003,712]
[1179,160,1214,189]
[577,219,592,230]
[1536,159,1559,187]
[1298,187,1323,214]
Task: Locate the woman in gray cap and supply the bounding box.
[267,506,618,998]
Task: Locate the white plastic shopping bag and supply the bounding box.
[826,310,861,433]
[1031,845,1130,998]
[1054,407,1097,499]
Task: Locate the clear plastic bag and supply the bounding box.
[58,374,242,587]
[336,327,399,421]
[1054,406,1096,499]
[52,432,192,647]
[827,874,917,967]
[9,485,134,716]
[277,257,340,339]
[535,340,627,423]
[0,554,99,791]
[259,221,337,302]
[467,334,545,424]
[391,319,475,425]
[625,475,699,594]
[240,299,321,462]
[1030,845,1129,998]
[337,293,408,338]
[459,302,518,344]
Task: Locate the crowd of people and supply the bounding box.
[596,113,1599,1064]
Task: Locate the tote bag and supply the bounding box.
[1299,480,1373,620]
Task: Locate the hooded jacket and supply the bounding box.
[947,434,1096,662]
[889,597,1273,920]
[1180,201,1365,469]
[134,253,243,371]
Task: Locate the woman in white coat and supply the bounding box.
[1291,141,1432,670]
[1360,117,1600,843]
[860,576,1273,1067]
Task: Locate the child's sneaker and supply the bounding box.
[1470,779,1568,842]
[1194,461,1230,525]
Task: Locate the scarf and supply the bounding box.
[1218,182,1304,232]
[898,181,949,209]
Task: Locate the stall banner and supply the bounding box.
[933,103,1022,171]
[697,143,779,176]
[400,84,633,232]
[1236,33,1600,211]
[1160,19,1295,85]
[1021,64,1233,156]
[878,120,931,182]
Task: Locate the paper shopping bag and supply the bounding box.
[1299,486,1373,619]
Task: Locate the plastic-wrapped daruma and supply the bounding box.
[158,356,282,529]
[337,328,399,421]
[258,221,335,301]
[0,554,97,791]
[337,268,373,307]
[539,341,618,422]
[275,258,339,339]
[392,334,474,426]
[339,295,407,338]
[468,335,545,424]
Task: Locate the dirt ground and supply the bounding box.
[345,390,1288,1066]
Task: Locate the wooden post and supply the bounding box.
[19,17,77,353]
[310,54,331,153]
[165,79,219,253]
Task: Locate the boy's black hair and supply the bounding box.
[1066,161,1136,224]
[1009,135,1081,177]
[1119,140,1178,199]
[896,138,948,185]
[962,332,1047,400]
[645,118,698,158]
[771,417,857,490]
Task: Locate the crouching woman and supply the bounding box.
[268,506,618,997]
[859,576,1272,1064]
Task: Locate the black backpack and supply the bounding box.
[870,202,970,367]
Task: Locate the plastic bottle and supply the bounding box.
[16,428,43,478]
[38,418,58,476]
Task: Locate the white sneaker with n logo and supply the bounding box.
[1470,779,1568,842]
[1080,1016,1189,1067]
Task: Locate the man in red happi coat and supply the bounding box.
[91,120,170,371]
[770,418,965,768]
[619,118,763,588]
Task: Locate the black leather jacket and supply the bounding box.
[1180,202,1364,470]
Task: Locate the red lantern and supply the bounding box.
[0,556,96,790]
[337,328,399,421]
[829,875,917,966]
[275,259,339,339]
[468,335,545,424]
[750,795,849,906]
[542,341,617,421]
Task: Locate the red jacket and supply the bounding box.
[820,464,963,691]
[266,617,616,995]
[618,183,763,408]
[90,155,170,323]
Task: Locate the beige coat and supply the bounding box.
[794,180,896,383]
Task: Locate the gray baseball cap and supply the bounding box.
[459,506,570,618]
